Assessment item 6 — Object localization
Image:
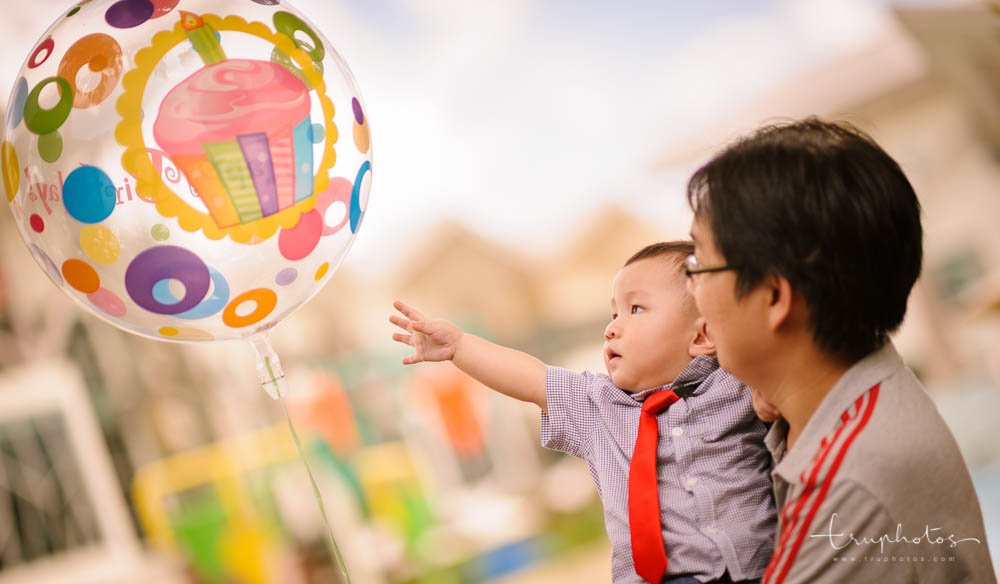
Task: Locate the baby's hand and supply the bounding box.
[390,300,463,364]
[750,387,781,423]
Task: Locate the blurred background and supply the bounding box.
[0,0,998,582]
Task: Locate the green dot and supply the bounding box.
[67,6,80,17]
[38,131,63,163]
[151,224,170,241]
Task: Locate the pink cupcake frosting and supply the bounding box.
[154,59,310,156]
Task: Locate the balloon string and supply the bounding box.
[266,356,352,584]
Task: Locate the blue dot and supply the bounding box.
[11,78,28,128]
[63,166,117,224]
[310,123,325,144]
[151,267,230,320]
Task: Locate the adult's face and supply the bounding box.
[687,214,773,382]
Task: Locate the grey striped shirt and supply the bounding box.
[762,342,995,584]
[541,355,776,583]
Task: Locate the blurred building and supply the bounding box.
[654,2,1000,390]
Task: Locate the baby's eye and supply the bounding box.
[631,305,644,314]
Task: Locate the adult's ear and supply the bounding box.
[765,273,795,332]
[689,317,716,357]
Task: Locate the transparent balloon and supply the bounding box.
[3,3,371,580]
[2,0,372,353]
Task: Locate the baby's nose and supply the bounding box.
[604,320,618,340]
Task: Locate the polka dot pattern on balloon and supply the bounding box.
[310,123,325,144]
[151,224,170,241]
[152,266,229,320]
[30,214,44,233]
[125,246,211,315]
[28,37,55,69]
[315,263,329,281]
[275,267,297,286]
[3,142,21,202]
[160,326,213,341]
[350,161,372,233]
[63,258,100,293]
[57,33,124,109]
[352,98,364,125]
[88,287,127,317]
[105,0,154,29]
[23,77,74,136]
[315,177,351,236]
[30,245,62,284]
[278,210,322,261]
[352,97,370,154]
[80,225,121,265]
[38,131,63,163]
[223,288,277,328]
[353,119,370,154]
[63,166,117,223]
[10,78,28,128]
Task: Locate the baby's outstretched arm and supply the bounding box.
[391,300,548,411]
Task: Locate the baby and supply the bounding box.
[391,241,775,584]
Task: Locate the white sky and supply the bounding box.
[0,0,943,278]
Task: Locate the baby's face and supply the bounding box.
[603,257,699,392]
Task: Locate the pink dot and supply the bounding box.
[30,214,44,232]
[278,210,323,261]
[315,177,352,236]
[88,287,127,318]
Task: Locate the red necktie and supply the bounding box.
[629,389,680,584]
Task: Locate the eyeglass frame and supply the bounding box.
[683,254,736,278]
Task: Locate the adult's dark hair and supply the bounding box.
[686,117,923,362]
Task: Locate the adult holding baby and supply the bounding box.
[684,118,995,583]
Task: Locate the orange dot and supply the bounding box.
[315,262,329,280]
[62,259,100,293]
[222,288,277,328]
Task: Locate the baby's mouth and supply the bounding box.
[605,348,621,362]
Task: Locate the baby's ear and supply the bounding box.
[689,317,716,357]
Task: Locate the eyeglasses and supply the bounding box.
[684,254,735,278]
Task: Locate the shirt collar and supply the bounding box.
[769,341,903,480]
[630,354,720,402]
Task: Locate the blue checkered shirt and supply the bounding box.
[541,355,776,583]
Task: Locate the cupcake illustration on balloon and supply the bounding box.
[154,12,315,229]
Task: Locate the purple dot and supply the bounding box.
[352,98,364,125]
[31,244,62,285]
[275,267,298,286]
[105,0,154,29]
[125,246,210,315]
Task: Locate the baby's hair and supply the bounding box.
[625,240,694,271]
[625,241,697,312]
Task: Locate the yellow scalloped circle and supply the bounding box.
[116,14,338,244]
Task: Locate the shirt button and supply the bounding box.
[686,477,698,488]
[671,427,684,437]
[702,526,718,535]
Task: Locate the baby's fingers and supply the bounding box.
[392,332,413,346]
[389,314,412,332]
[393,300,427,322]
